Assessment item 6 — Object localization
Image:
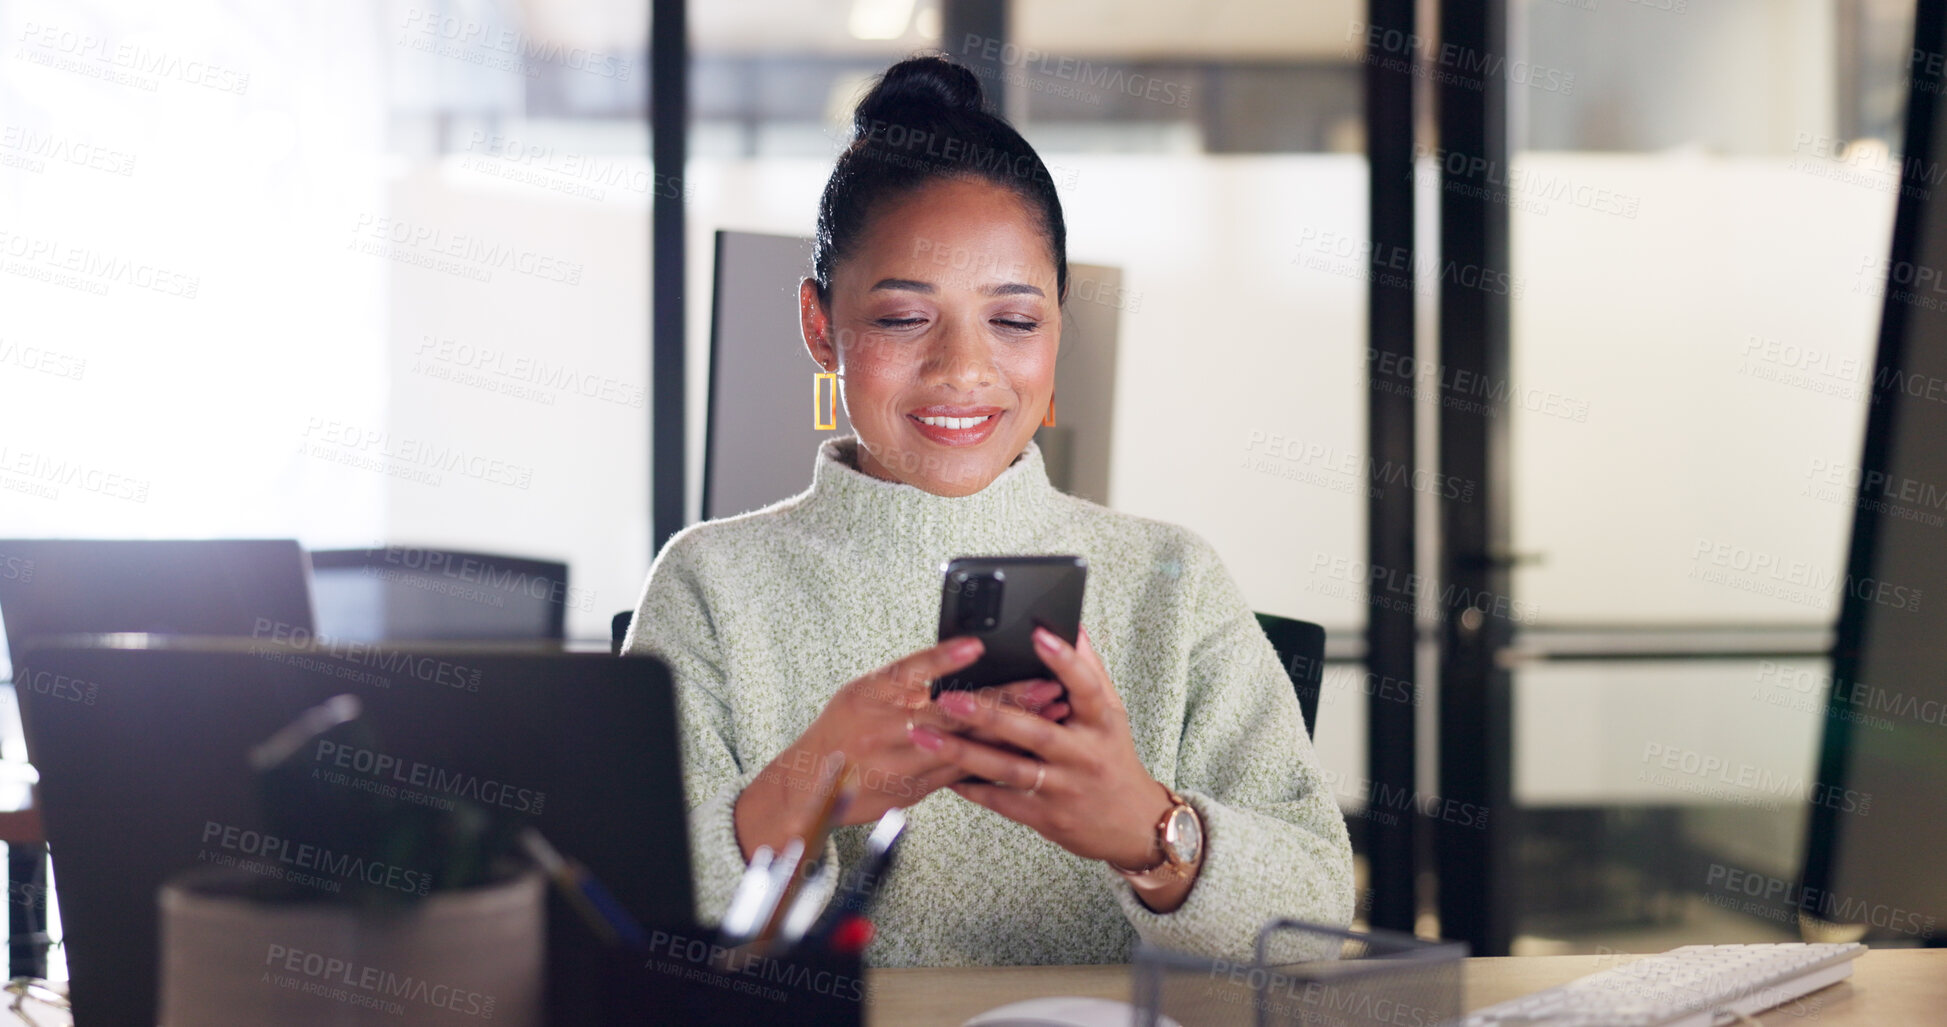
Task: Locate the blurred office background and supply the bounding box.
[0,0,1920,965]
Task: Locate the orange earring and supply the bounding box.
[814,370,838,430]
[1041,393,1056,427]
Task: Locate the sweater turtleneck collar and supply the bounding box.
[796,434,1063,563]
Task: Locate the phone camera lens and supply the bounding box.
[955,572,1004,633]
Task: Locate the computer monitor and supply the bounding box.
[307,547,569,642]
[1800,4,1947,946]
[14,638,691,1025]
[0,538,314,677]
[702,230,845,521]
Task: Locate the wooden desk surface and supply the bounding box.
[0,948,1930,1026]
[866,948,1944,1026]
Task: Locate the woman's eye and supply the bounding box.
[993,319,1039,333]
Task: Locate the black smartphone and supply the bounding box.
[932,555,1087,699]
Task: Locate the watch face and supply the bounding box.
[1163,805,1202,865]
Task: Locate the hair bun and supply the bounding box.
[853,55,986,132]
[817,53,1068,304]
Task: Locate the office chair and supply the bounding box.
[309,548,569,642]
[1254,612,1325,737]
[612,610,634,655]
[0,538,314,663]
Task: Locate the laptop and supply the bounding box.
[14,637,692,1026]
[0,539,315,674]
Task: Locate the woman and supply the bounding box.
[624,54,1353,966]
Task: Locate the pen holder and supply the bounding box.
[592,924,866,1026]
[1133,919,1465,1027]
[157,866,545,1027]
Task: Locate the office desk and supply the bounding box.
[2,949,1933,1025]
[865,949,1945,1026]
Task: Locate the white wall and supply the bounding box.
[0,2,391,553]
[1510,158,1889,626]
[379,166,650,640]
[1504,154,1889,807]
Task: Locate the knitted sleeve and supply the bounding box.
[1102,532,1357,961]
[623,531,832,927]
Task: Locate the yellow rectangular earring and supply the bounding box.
[1041,393,1056,427]
[814,371,838,430]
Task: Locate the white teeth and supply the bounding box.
[915,414,993,430]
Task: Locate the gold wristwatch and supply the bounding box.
[1108,783,1203,890]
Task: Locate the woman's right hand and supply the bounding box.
[732,636,1069,860]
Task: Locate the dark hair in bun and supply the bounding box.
[813,54,1068,302]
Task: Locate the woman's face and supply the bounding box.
[802,176,1060,498]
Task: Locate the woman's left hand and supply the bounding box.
[910,625,1174,870]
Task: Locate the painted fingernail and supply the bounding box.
[909,726,943,751]
[938,692,976,716]
[952,637,982,658]
[1027,681,1062,700]
[1033,628,1059,652]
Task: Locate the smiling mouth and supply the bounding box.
[905,407,1006,445]
[911,413,997,429]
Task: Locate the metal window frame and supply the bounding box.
[651,0,689,555]
[1363,0,1421,936]
[1433,0,1515,957]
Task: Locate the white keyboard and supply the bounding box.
[1463,942,1866,1026]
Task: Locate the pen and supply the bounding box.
[805,807,906,946]
[754,757,856,950]
[247,694,362,772]
[520,829,647,949]
[771,778,859,950]
[747,836,804,950]
[774,857,839,951]
[720,844,776,944]
[802,760,859,865]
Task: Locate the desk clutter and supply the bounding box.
[149,699,887,1026]
[14,642,695,1025]
[589,758,900,1026]
[156,692,549,1025]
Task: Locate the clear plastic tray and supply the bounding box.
[1133,919,1466,1027]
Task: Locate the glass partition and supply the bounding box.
[1497,0,1914,951]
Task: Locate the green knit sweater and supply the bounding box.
[623,435,1354,966]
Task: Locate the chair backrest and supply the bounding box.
[308,547,568,642]
[0,539,314,673]
[611,609,633,656]
[1254,612,1325,737]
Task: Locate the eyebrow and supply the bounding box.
[869,278,1045,298]
[987,282,1045,297]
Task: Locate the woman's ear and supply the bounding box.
[800,278,836,371]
